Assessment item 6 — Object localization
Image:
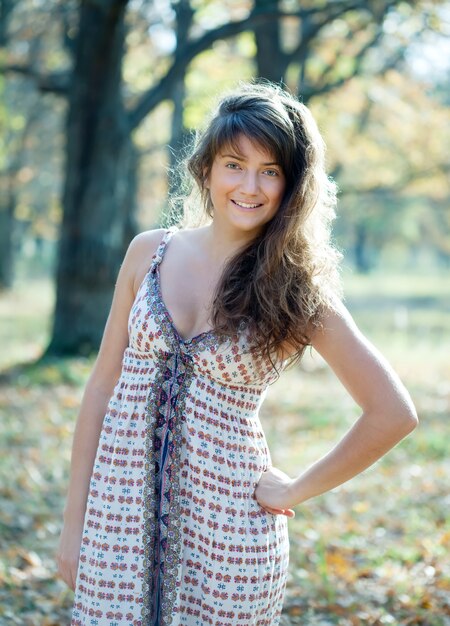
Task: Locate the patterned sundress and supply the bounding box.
[71,227,290,626]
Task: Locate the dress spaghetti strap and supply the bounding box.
[150,226,178,271]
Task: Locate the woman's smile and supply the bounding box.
[231,199,264,210]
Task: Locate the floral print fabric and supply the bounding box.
[71,227,290,626]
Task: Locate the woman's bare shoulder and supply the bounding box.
[131,228,168,251]
[124,228,168,295]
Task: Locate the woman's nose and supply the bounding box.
[240,170,259,194]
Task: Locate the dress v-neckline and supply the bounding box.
[153,261,216,347]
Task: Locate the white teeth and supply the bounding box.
[234,200,261,208]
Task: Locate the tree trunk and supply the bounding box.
[354,222,371,273]
[167,78,188,206]
[46,0,133,356]
[165,0,194,221]
[123,141,139,244]
[0,0,15,47]
[0,188,15,289]
[254,0,286,82]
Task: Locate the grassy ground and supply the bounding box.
[0,270,449,625]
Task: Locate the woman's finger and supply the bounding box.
[266,507,296,517]
[264,506,288,515]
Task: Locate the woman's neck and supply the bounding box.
[200,221,257,264]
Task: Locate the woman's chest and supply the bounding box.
[158,256,223,342]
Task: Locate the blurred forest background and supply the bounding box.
[0,0,449,624]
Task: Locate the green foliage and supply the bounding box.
[312,70,450,270]
[184,35,254,129]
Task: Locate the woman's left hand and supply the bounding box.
[254,466,296,518]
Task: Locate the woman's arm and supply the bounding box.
[57,229,164,590]
[255,299,418,514]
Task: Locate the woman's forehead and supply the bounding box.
[215,133,280,162]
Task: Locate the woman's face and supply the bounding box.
[205,134,286,238]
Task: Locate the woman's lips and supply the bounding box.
[231,199,263,209]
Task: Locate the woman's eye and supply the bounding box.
[226,162,241,169]
[265,169,279,177]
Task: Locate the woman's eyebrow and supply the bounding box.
[220,152,280,166]
[220,152,245,160]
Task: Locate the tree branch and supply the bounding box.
[54,0,78,57]
[0,63,70,95]
[302,31,403,102]
[318,22,381,87]
[128,0,373,129]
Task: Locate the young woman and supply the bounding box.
[57,82,418,626]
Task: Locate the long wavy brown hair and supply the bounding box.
[175,81,342,368]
